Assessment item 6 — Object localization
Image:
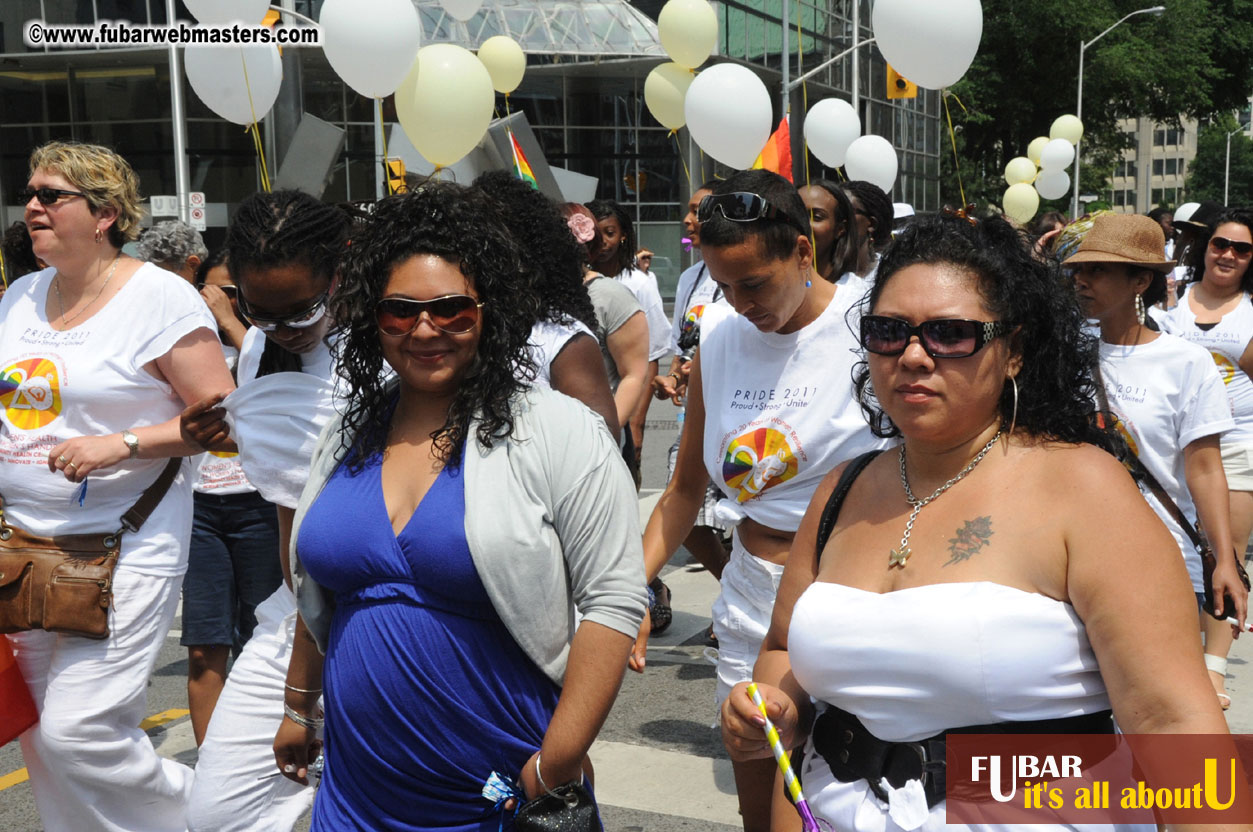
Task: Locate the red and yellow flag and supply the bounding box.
[0,636,37,747]
[509,131,538,189]
[752,117,793,182]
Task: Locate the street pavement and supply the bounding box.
[5,408,1253,830]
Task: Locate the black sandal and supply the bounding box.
[648,578,672,635]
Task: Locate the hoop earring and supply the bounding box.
[1134,293,1146,325]
[1007,375,1019,437]
[94,228,103,245]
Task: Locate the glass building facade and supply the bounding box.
[0,0,941,296]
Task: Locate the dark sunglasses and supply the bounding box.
[860,315,1010,359]
[18,186,87,206]
[697,192,807,235]
[237,291,328,332]
[196,283,238,299]
[1211,236,1253,256]
[376,295,483,336]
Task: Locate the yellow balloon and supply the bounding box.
[1004,156,1037,186]
[1050,114,1084,145]
[658,0,718,70]
[1003,183,1040,225]
[396,44,494,167]
[477,35,525,94]
[644,62,694,130]
[1026,136,1050,166]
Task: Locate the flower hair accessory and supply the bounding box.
[567,212,596,244]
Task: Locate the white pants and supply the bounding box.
[187,583,313,831]
[710,531,785,705]
[11,568,193,832]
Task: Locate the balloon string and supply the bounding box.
[670,129,692,193]
[432,164,443,181]
[240,47,271,192]
[797,6,816,254]
[0,248,8,288]
[942,90,966,209]
[379,98,393,196]
[504,92,511,118]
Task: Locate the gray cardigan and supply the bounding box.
[289,387,647,686]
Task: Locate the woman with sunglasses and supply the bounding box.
[1,142,234,830]
[635,170,885,831]
[1156,207,1253,709]
[799,180,868,285]
[185,189,350,832]
[1067,214,1248,635]
[722,213,1236,832]
[273,182,644,830]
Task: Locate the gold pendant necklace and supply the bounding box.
[892,430,1002,569]
[56,254,120,326]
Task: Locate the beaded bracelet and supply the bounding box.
[283,703,324,730]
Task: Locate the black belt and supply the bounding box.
[810,705,1114,808]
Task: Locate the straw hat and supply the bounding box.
[1061,213,1175,273]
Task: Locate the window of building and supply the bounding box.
[1165,158,1178,176]
[1152,159,1164,176]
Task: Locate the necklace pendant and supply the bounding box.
[888,546,911,568]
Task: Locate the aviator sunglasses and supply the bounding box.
[18,187,87,206]
[1210,236,1253,257]
[237,291,329,332]
[696,192,807,235]
[376,295,483,336]
[860,315,1010,359]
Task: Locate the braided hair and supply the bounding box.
[473,171,597,331]
[226,190,349,377]
[586,199,636,277]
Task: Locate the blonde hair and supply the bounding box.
[28,141,143,247]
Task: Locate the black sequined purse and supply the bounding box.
[514,781,600,832]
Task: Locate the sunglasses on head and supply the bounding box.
[376,295,483,336]
[19,187,87,206]
[697,192,807,235]
[237,291,329,332]
[196,283,238,299]
[860,315,1010,359]
[1211,236,1253,256]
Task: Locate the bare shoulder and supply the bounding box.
[1018,440,1145,515]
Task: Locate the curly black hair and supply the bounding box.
[853,213,1111,452]
[841,180,893,250]
[330,181,539,470]
[226,189,349,377]
[472,171,597,332]
[586,199,636,277]
[1184,207,1253,292]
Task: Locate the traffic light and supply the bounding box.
[887,64,917,100]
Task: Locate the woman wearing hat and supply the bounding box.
[1065,213,1249,639]
[1157,207,1253,708]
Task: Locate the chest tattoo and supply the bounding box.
[944,516,993,567]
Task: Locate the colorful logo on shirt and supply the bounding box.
[1105,410,1141,459]
[208,450,239,459]
[1211,351,1237,386]
[723,427,799,503]
[0,357,62,430]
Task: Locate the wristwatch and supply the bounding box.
[121,429,140,459]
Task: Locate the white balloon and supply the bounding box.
[803,98,861,168]
[440,0,484,22]
[844,135,898,193]
[185,42,283,125]
[1034,169,1071,200]
[872,0,982,89]
[1039,138,1076,172]
[184,0,270,24]
[320,0,420,98]
[477,36,526,94]
[684,64,772,170]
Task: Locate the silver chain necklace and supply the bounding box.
[890,429,1003,568]
[55,254,120,326]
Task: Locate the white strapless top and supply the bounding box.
[789,582,1111,743]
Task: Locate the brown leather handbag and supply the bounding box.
[0,458,181,639]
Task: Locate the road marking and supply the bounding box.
[590,739,739,825]
[0,709,191,792]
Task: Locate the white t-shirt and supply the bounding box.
[615,267,672,362]
[0,264,218,576]
[1157,288,1253,445]
[1098,334,1235,590]
[193,343,255,496]
[527,317,595,389]
[670,261,721,355]
[698,286,888,531]
[236,325,334,384]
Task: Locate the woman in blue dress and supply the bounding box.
[272,182,647,830]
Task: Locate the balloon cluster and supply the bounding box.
[1002,115,1084,223]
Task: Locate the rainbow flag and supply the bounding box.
[508,131,538,189]
[752,117,793,182]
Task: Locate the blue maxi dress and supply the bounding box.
[297,453,562,831]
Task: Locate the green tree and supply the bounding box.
[939,0,1253,212]
[1186,117,1253,204]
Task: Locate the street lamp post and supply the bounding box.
[1072,5,1165,217]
